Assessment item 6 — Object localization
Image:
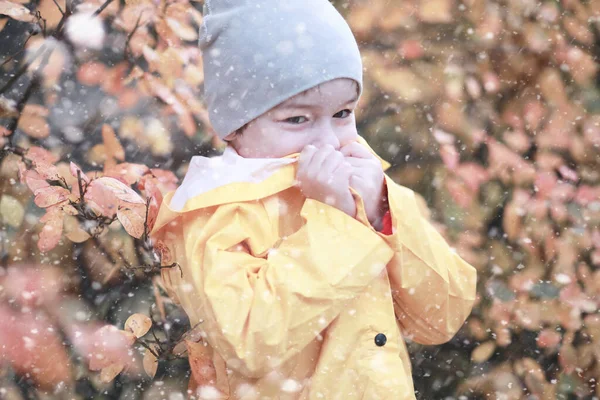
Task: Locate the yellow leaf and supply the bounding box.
[64,214,91,243]
[0,195,24,228]
[471,341,496,363]
[143,346,158,378]
[99,363,124,383]
[124,313,152,338]
[102,124,125,161]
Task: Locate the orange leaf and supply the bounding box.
[38,206,64,252]
[124,313,152,338]
[148,168,178,191]
[102,124,125,161]
[77,61,107,86]
[104,163,149,186]
[117,202,146,238]
[139,176,163,231]
[144,73,196,137]
[186,339,217,388]
[18,104,50,139]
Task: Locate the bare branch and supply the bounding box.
[92,0,114,17]
[3,77,41,147]
[52,0,64,15]
[0,45,48,95]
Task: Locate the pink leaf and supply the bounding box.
[38,207,64,252]
[94,177,145,204]
[85,180,119,217]
[440,143,460,171]
[34,186,70,208]
[70,162,91,183]
[0,265,64,308]
[26,146,59,164]
[558,165,578,182]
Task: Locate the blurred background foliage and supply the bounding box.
[0,0,599,398]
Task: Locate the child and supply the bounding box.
[151,0,477,398]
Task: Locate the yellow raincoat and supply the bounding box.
[151,138,477,399]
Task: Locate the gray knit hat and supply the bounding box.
[199,0,363,139]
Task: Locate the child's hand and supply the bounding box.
[296,145,356,218]
[340,142,387,229]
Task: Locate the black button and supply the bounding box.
[374,333,387,347]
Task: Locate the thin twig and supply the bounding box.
[54,0,72,37]
[52,0,64,15]
[143,197,151,241]
[4,77,40,146]
[92,0,114,17]
[124,12,143,62]
[0,45,47,95]
[0,34,33,68]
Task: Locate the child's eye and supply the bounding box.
[334,109,352,118]
[285,116,308,124]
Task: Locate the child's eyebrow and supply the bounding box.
[279,93,359,110]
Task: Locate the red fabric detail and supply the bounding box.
[380,210,392,235]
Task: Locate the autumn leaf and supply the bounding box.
[63,214,91,243]
[18,104,50,139]
[143,73,196,137]
[143,346,158,378]
[104,162,149,185]
[124,313,152,338]
[117,202,146,238]
[100,363,125,383]
[0,265,64,308]
[186,339,217,388]
[38,206,64,252]
[26,146,59,164]
[471,341,496,363]
[70,161,91,184]
[0,305,72,388]
[93,176,145,204]
[138,176,162,231]
[73,324,136,372]
[33,185,70,208]
[0,0,34,22]
[0,195,25,228]
[102,124,125,162]
[84,179,120,217]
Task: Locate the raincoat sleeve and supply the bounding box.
[184,198,394,378]
[376,177,477,345]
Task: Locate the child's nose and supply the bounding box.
[313,129,341,150]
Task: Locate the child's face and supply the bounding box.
[226,78,359,158]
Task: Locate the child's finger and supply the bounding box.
[298,145,317,171]
[340,142,373,159]
[310,145,335,171]
[319,150,345,181]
